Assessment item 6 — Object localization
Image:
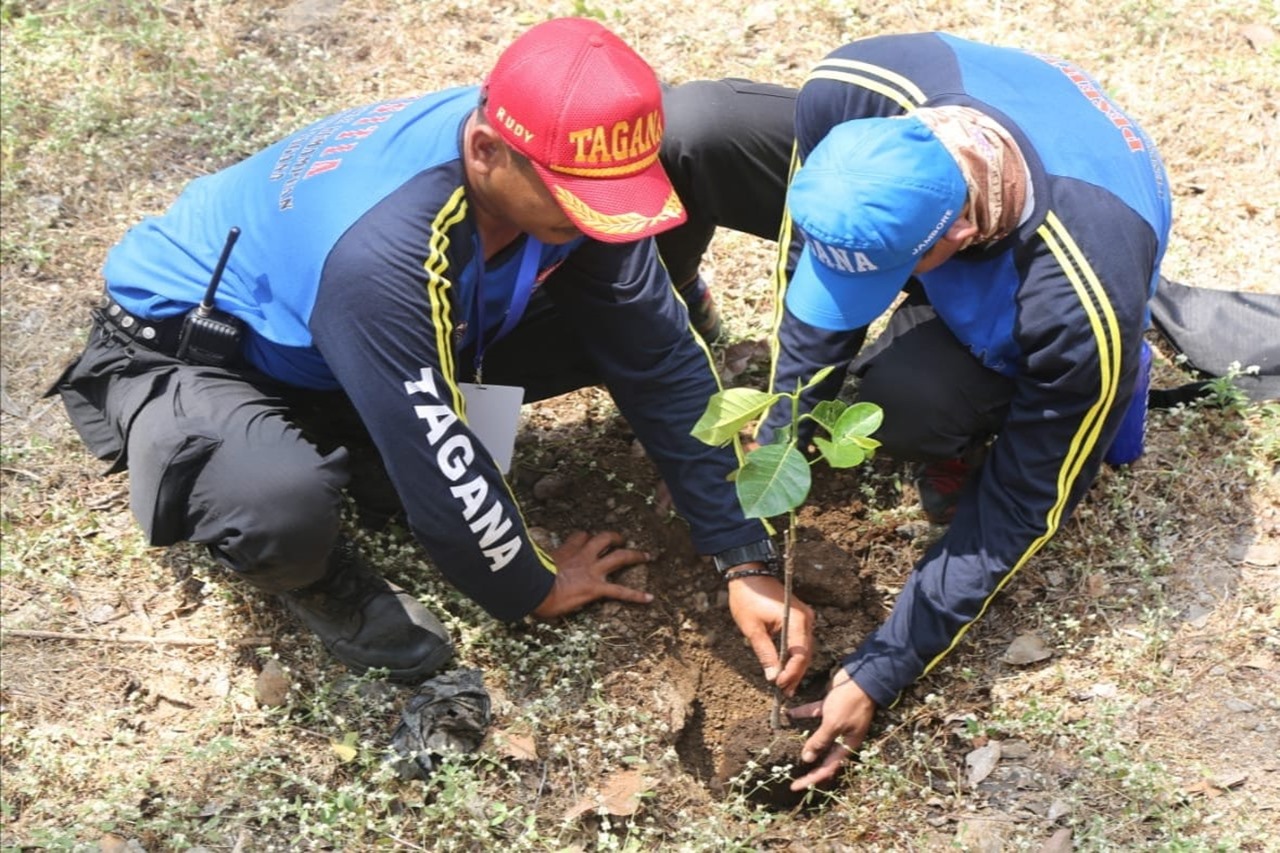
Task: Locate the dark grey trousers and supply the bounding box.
[854,285,1015,462]
[49,294,601,593]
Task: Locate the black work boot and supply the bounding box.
[281,540,454,682]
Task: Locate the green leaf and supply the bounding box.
[814,435,867,468]
[691,388,779,446]
[807,399,848,434]
[802,364,837,391]
[832,402,884,441]
[852,435,882,451]
[735,443,811,518]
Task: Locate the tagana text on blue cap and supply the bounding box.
[784,115,968,331]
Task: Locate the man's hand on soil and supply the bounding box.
[727,573,815,694]
[532,530,653,619]
[786,669,877,791]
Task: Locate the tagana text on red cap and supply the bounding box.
[481,17,687,243]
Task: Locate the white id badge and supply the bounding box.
[457,382,525,474]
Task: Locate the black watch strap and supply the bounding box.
[712,538,779,576]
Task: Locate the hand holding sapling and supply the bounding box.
[693,366,883,726]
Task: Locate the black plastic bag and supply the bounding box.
[1150,277,1280,404]
[390,668,491,780]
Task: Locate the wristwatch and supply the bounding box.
[712,538,779,577]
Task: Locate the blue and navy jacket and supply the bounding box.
[765,33,1171,706]
[104,86,764,621]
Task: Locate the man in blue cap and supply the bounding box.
[750,32,1172,790]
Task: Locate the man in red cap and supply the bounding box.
[49,18,814,686]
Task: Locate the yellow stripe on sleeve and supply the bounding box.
[803,58,928,111]
[422,186,470,413]
[914,211,1123,684]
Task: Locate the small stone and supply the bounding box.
[1047,799,1072,821]
[1224,697,1257,713]
[1000,739,1032,760]
[532,474,570,501]
[895,520,934,541]
[526,526,559,551]
[1002,634,1054,665]
[254,659,291,708]
[966,741,1002,787]
[1088,682,1118,699]
[954,816,1013,853]
[1039,827,1073,853]
[99,836,146,853]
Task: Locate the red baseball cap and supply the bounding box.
[481,17,687,244]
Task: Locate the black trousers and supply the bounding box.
[50,292,602,594]
[853,285,1015,462]
[656,79,799,287]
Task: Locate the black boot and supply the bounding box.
[281,540,454,681]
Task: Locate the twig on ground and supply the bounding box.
[1,628,270,647]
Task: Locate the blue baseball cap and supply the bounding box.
[784,115,968,331]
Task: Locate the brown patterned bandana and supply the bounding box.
[913,106,1028,248]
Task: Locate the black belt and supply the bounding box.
[93,295,186,355]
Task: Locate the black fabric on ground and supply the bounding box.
[1150,277,1280,402]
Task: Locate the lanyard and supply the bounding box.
[472,235,541,383]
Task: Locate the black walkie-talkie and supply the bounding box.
[176,226,245,366]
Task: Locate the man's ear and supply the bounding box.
[465,121,507,176]
[945,216,979,246]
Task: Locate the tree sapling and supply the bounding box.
[692,366,883,727]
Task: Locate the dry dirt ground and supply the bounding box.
[2,0,1278,850]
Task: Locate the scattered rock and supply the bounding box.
[533,474,570,501]
[98,835,145,853]
[526,526,559,551]
[1047,799,1072,821]
[1001,634,1053,665]
[1039,827,1073,853]
[1238,23,1279,51]
[965,742,1002,787]
[1087,682,1118,700]
[254,659,290,708]
[28,194,64,228]
[1083,573,1109,598]
[84,602,118,624]
[953,815,1013,852]
[280,0,343,31]
[895,520,934,541]
[1224,697,1256,713]
[1000,739,1032,760]
[1182,603,1212,627]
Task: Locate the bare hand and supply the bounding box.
[727,572,815,694]
[532,530,653,619]
[787,668,877,791]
